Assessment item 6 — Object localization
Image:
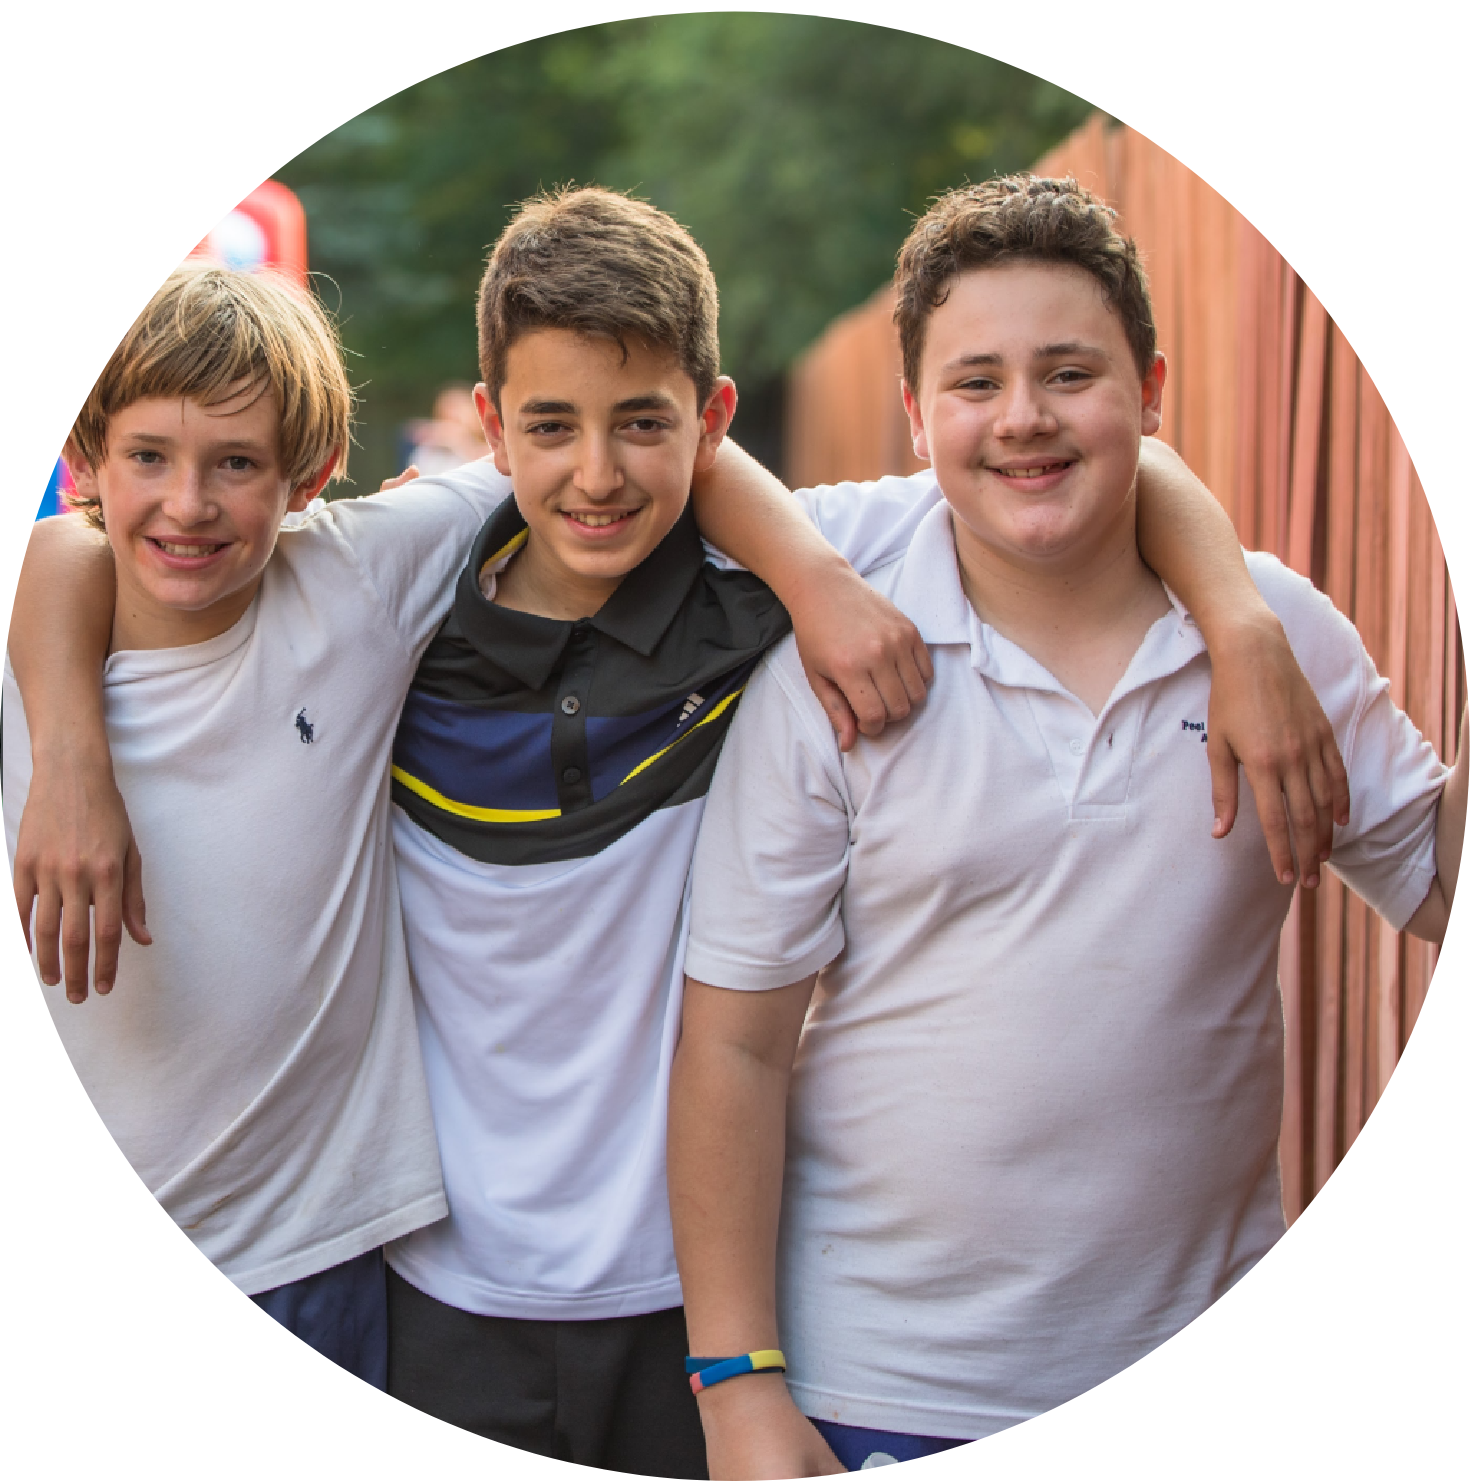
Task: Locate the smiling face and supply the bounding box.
[68,387,326,651]
[903,261,1166,584]
[476,328,735,620]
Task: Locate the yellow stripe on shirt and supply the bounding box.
[391,765,562,823]
[621,688,745,785]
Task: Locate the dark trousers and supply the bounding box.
[387,1267,707,1476]
[247,1249,388,1481]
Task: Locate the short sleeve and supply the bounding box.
[1252,555,1448,930]
[313,462,512,656]
[685,638,854,991]
[794,469,942,575]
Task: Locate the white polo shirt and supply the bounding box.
[685,492,1446,1439]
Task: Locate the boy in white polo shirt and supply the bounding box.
[670,175,1469,1475]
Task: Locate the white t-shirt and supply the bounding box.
[684,492,1447,1438]
[385,471,942,1321]
[2,463,510,1295]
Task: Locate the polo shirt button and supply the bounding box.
[1069,738,1086,756]
[562,766,582,784]
[560,695,581,715]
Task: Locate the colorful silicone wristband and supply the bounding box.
[686,1350,787,1394]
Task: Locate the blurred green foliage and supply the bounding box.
[278,15,1091,489]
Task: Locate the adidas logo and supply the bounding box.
[678,692,705,726]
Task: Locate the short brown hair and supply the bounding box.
[894,174,1157,393]
[477,187,720,408]
[68,264,353,528]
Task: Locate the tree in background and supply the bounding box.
[279,15,1090,488]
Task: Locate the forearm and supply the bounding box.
[669,976,813,1355]
[9,516,115,751]
[1135,438,1274,653]
[689,439,852,610]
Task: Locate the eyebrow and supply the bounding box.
[943,342,1112,372]
[121,433,270,450]
[518,393,681,416]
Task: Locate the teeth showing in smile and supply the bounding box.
[998,464,1067,479]
[565,511,633,527]
[154,540,224,557]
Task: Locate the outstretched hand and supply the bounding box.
[12,744,149,1003]
[789,561,933,750]
[1205,612,1350,887]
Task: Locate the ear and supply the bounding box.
[287,449,340,513]
[62,441,99,501]
[1140,353,1168,436]
[690,378,738,476]
[901,381,931,463]
[474,382,513,478]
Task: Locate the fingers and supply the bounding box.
[1245,762,1298,887]
[31,882,63,991]
[859,663,915,737]
[1323,736,1351,828]
[1280,769,1325,889]
[89,855,124,997]
[379,464,421,492]
[808,674,859,752]
[60,870,96,1005]
[1207,739,1240,840]
[907,630,934,693]
[123,841,151,947]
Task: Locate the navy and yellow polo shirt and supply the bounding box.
[391,493,792,868]
[382,464,937,1321]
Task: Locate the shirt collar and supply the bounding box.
[889,490,1210,698]
[453,494,707,690]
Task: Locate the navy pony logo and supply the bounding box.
[295,709,315,744]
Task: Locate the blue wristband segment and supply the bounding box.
[687,1349,787,1394]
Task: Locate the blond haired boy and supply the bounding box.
[4,264,506,1383]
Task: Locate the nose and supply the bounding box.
[572,429,624,501]
[993,376,1056,442]
[159,466,218,525]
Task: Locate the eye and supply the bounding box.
[955,375,999,394]
[525,420,571,438]
[129,448,164,465]
[1048,366,1094,386]
[622,416,670,436]
[222,455,257,472]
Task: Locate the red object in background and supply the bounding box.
[188,180,308,285]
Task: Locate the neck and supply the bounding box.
[110,577,262,654]
[951,506,1171,715]
[492,537,621,621]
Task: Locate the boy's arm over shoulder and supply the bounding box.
[309,458,513,657]
[1135,439,1350,889]
[1249,554,1454,936]
[7,516,149,1003]
[690,441,931,752]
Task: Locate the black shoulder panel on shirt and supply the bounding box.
[390,497,793,867]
